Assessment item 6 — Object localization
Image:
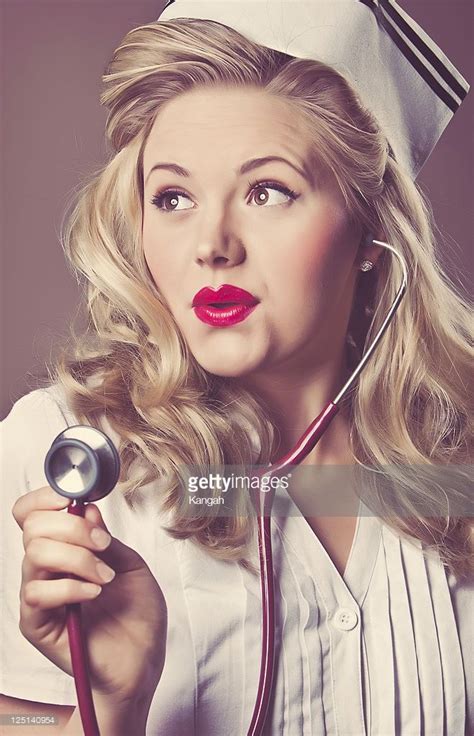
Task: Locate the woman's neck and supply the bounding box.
[241,348,355,467]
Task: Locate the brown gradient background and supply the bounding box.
[1,0,472,419]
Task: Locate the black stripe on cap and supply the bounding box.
[376,10,460,112]
[379,0,467,102]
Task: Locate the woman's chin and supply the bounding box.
[194,355,263,379]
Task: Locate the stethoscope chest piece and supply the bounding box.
[44,425,120,502]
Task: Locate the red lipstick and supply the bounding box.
[192,284,259,327]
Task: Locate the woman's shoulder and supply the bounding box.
[1,383,76,439]
[1,385,73,485]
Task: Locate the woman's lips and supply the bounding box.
[194,303,259,327]
[192,283,259,326]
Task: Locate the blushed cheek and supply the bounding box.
[143,231,167,290]
[144,246,187,321]
[271,227,354,354]
[297,210,356,291]
[284,236,333,297]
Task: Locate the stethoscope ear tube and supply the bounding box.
[44,424,121,736]
[246,241,408,735]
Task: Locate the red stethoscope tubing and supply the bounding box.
[246,402,340,735]
[66,501,100,736]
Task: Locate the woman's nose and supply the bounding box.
[194,216,246,268]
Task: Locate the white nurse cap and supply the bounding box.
[157,0,470,180]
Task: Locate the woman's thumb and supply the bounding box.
[84,502,107,529]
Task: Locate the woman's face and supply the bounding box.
[142,87,363,379]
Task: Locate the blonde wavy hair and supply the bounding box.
[47,19,473,579]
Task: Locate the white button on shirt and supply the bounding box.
[332,607,359,631]
[1,387,472,735]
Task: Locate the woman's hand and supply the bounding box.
[12,486,167,706]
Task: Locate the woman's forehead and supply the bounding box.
[145,87,311,146]
[142,88,323,180]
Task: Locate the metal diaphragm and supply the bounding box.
[44,425,120,502]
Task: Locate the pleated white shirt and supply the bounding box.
[1,386,472,734]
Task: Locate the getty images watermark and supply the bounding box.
[178,463,474,518]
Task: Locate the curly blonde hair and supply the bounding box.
[46,19,473,579]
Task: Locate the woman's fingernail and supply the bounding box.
[90,528,112,549]
[83,583,102,597]
[96,561,116,583]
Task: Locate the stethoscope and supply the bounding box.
[44,239,407,736]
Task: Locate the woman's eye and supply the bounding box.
[247,181,298,207]
[151,190,194,213]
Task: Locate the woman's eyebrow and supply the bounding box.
[145,155,315,186]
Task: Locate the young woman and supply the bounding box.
[1,4,472,734]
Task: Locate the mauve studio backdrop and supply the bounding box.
[0,0,472,418]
